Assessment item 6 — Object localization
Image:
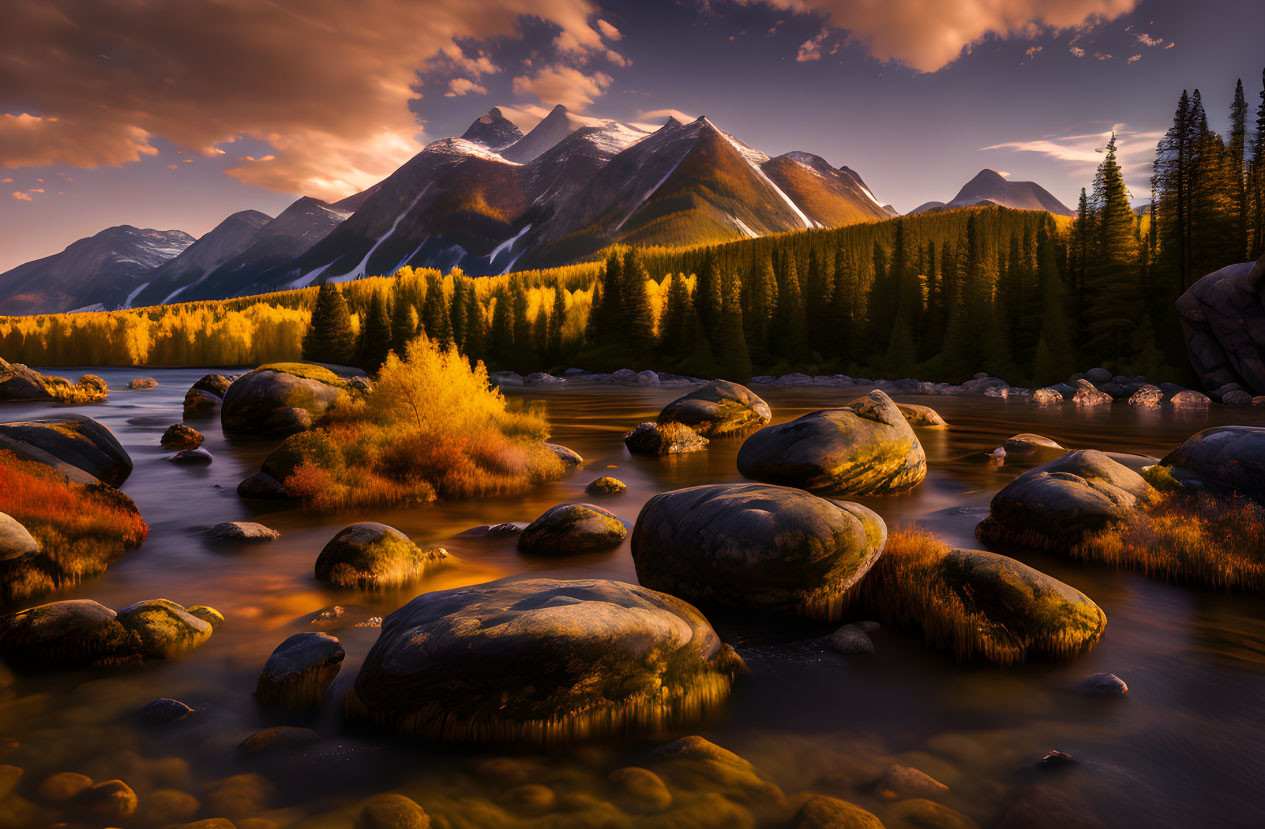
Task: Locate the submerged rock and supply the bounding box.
[976,450,1153,551]
[892,402,949,429]
[1081,672,1128,696]
[220,364,346,437]
[256,632,345,710]
[1003,434,1065,455]
[238,726,320,756]
[517,504,627,555]
[183,388,221,417]
[315,523,447,591]
[127,378,158,390]
[0,413,132,486]
[139,698,195,724]
[828,623,876,655]
[356,793,431,829]
[736,390,926,495]
[585,476,626,495]
[632,483,886,622]
[624,421,709,455]
[161,423,204,450]
[657,380,772,436]
[349,577,745,741]
[792,796,885,829]
[1157,425,1265,504]
[169,447,213,465]
[649,735,786,808]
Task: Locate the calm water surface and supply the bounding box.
[3,368,1265,827]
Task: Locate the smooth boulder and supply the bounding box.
[632,483,886,622]
[116,598,214,659]
[0,414,132,486]
[161,424,204,450]
[585,476,626,495]
[204,521,280,543]
[893,402,949,429]
[0,512,38,560]
[1157,425,1265,504]
[736,390,926,495]
[220,364,345,437]
[349,577,745,741]
[976,450,1153,551]
[517,504,627,555]
[315,523,447,590]
[657,380,771,436]
[256,632,345,710]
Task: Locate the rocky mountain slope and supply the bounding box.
[911,169,1072,216]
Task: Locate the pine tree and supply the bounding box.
[1032,224,1074,383]
[547,287,566,365]
[302,282,355,365]
[358,291,393,371]
[695,250,722,339]
[621,249,655,355]
[828,247,859,366]
[712,270,752,381]
[1251,68,1265,259]
[510,281,533,367]
[803,248,834,355]
[1084,133,1141,366]
[744,256,778,362]
[390,295,419,356]
[658,274,692,360]
[421,276,453,348]
[1229,79,1250,260]
[489,289,514,367]
[772,251,808,361]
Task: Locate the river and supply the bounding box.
[2,367,1264,828]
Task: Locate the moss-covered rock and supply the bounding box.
[1155,425,1265,504]
[0,414,132,485]
[256,632,344,710]
[976,450,1154,551]
[220,364,346,437]
[204,521,279,543]
[348,577,745,742]
[632,483,886,622]
[853,529,1106,664]
[185,605,225,629]
[737,390,926,495]
[161,424,204,450]
[71,779,138,822]
[658,380,772,436]
[517,504,627,555]
[116,598,213,659]
[625,421,710,455]
[315,523,447,591]
[585,476,626,495]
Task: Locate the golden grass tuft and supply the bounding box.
[1074,491,1265,590]
[43,373,108,404]
[0,449,148,601]
[279,336,565,511]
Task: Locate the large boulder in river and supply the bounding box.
[625,421,709,455]
[631,483,886,622]
[0,358,54,402]
[976,450,1154,551]
[220,363,346,437]
[1176,253,1265,395]
[348,577,746,741]
[1156,425,1265,504]
[193,373,233,398]
[0,414,132,485]
[161,423,203,450]
[657,380,771,436]
[517,504,627,555]
[736,390,926,495]
[315,523,447,591]
[116,598,213,659]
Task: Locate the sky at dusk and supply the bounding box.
[2,0,1263,273]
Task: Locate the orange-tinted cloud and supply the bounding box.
[0,0,609,200]
[736,0,1139,72]
[12,192,31,201]
[512,65,613,111]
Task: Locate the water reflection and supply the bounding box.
[0,369,1263,827]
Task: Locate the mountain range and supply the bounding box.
[0,106,1066,316]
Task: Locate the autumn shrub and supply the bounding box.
[0,450,148,601]
[1074,491,1265,590]
[279,336,565,510]
[42,373,108,404]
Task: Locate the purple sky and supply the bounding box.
[2,0,1263,273]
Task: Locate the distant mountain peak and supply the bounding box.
[912,168,1073,217]
[461,107,524,151]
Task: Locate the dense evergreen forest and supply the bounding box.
[3,73,1262,387]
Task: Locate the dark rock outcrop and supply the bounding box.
[256,632,345,710]
[315,522,447,590]
[220,364,345,437]
[0,414,132,485]
[161,423,204,450]
[1157,425,1265,504]
[1177,253,1265,395]
[625,421,709,455]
